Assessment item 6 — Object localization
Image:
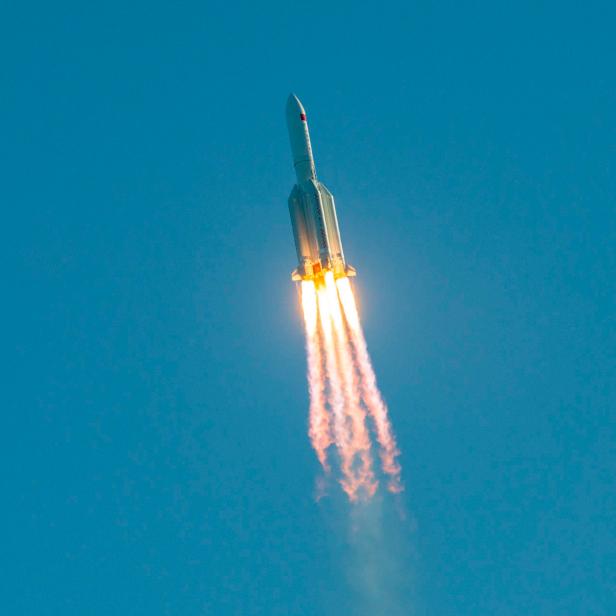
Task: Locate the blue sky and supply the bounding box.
[4,1,615,614]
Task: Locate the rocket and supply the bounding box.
[286,94,356,282]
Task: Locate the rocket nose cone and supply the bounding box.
[286,93,315,181]
[286,93,306,125]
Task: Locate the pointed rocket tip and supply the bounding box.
[286,93,306,128]
[286,93,305,114]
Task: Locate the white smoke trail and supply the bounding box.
[317,284,357,499]
[301,281,332,471]
[324,273,377,499]
[299,275,402,499]
[336,277,403,493]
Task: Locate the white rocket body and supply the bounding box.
[286,94,355,282]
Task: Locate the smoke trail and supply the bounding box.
[299,275,402,499]
[301,281,332,471]
[324,273,378,499]
[336,277,403,493]
[317,284,358,499]
[344,496,417,616]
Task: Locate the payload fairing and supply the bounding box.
[286,94,356,282]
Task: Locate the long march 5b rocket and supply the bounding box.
[286,94,356,282]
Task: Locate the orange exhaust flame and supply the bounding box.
[301,281,331,471]
[317,283,357,498]
[324,273,378,499]
[299,274,402,500]
[337,277,403,494]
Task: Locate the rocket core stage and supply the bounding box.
[286,94,356,282]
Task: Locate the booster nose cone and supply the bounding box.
[286,93,316,182]
[286,93,306,120]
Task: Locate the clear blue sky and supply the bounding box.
[4,2,615,614]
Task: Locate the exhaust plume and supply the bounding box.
[299,274,402,501]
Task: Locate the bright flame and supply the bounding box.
[301,281,331,470]
[299,274,402,501]
[317,281,357,497]
[301,280,318,335]
[337,277,402,493]
[324,273,377,499]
